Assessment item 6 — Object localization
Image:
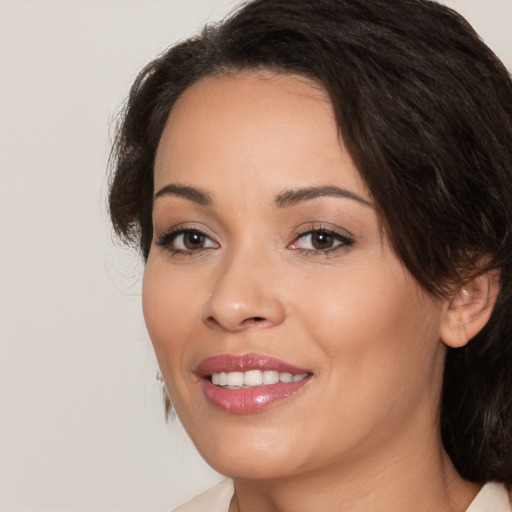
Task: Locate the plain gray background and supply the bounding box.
[1,1,511,510]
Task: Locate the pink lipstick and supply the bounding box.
[196,354,312,414]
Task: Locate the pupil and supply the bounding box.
[312,232,333,250]
[184,232,204,249]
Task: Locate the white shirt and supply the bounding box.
[171,480,511,512]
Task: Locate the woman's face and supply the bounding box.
[144,71,449,479]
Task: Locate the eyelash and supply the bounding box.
[155,228,218,256]
[155,225,354,257]
[289,225,354,256]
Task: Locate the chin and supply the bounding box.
[188,421,308,481]
[204,450,301,481]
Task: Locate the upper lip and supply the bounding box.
[196,353,311,377]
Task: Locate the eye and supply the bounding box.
[156,228,218,254]
[289,228,353,254]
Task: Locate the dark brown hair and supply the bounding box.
[109,0,512,483]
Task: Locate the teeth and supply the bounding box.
[280,372,293,383]
[244,370,263,386]
[210,370,308,388]
[262,370,280,385]
[227,372,244,387]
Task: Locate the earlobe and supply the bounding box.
[440,271,500,348]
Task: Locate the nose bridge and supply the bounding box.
[202,240,285,331]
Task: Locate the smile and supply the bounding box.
[211,370,309,388]
[196,354,313,414]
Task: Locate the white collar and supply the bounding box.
[171,480,511,512]
[466,482,511,512]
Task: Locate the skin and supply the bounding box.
[143,71,484,511]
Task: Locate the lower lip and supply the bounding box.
[201,377,311,414]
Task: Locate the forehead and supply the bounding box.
[154,70,369,201]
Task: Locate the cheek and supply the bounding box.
[285,261,444,455]
[142,259,201,370]
[295,256,443,393]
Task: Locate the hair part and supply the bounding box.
[109,0,512,483]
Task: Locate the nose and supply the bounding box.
[201,248,286,332]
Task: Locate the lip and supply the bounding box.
[196,353,311,376]
[196,353,312,414]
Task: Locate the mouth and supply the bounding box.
[196,354,313,414]
[211,369,309,388]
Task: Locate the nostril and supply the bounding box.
[240,316,266,325]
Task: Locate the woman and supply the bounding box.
[109,0,512,510]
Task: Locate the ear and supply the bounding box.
[440,271,500,348]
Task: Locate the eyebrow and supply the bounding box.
[154,184,212,205]
[153,183,373,208]
[275,185,373,208]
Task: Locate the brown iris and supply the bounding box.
[183,232,206,250]
[311,231,335,250]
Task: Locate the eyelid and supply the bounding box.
[153,222,353,257]
[288,224,354,254]
[154,225,220,255]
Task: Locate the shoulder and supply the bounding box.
[466,482,511,512]
[170,480,234,512]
